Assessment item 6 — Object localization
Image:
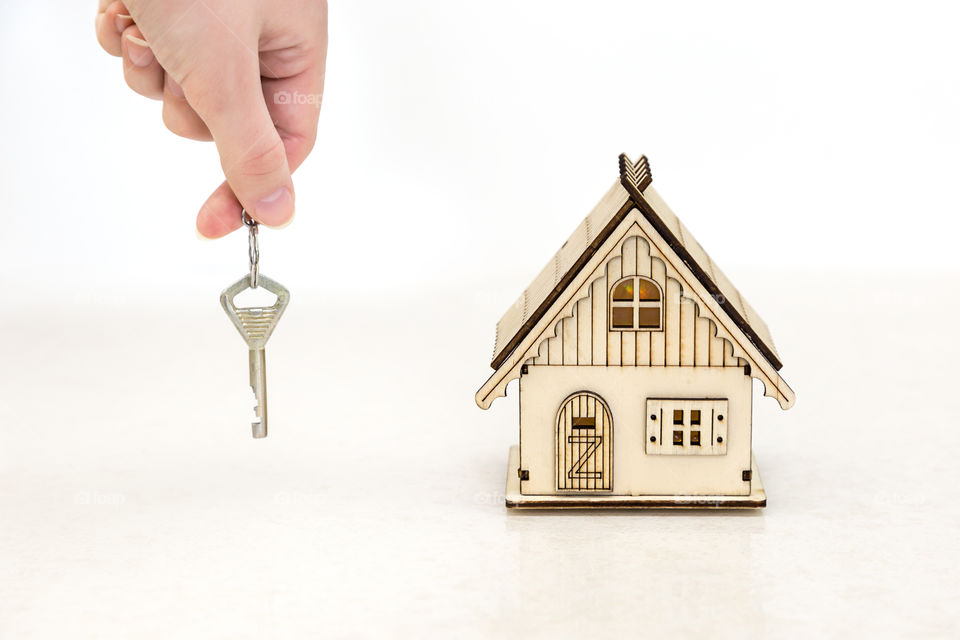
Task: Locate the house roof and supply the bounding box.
[489,154,784,373]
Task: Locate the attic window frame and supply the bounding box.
[608,276,663,332]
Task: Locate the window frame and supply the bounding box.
[645,398,729,456]
[608,276,664,332]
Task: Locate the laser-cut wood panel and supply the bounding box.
[644,398,729,456]
[531,234,745,369]
[478,153,794,508]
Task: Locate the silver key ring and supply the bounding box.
[242,210,259,288]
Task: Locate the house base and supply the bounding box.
[504,445,767,509]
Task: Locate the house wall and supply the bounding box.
[519,365,752,496]
[517,231,756,497]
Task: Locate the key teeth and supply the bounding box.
[251,390,261,417]
[250,389,266,438]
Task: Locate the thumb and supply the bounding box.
[184,59,294,227]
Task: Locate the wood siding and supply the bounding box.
[531,234,744,369]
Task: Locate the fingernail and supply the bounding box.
[125,34,154,67]
[273,207,296,230]
[254,187,294,226]
[115,14,134,33]
[196,226,213,241]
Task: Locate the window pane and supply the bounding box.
[690,430,701,446]
[611,306,634,328]
[636,278,660,301]
[572,417,596,429]
[673,430,684,445]
[673,410,684,425]
[691,410,701,425]
[612,279,634,302]
[637,306,661,328]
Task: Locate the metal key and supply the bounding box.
[220,213,290,438]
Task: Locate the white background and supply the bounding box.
[1,1,959,638]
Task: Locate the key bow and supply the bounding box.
[220,274,290,349]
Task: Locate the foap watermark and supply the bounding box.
[451,482,506,506]
[873,491,927,508]
[273,490,327,506]
[672,292,727,307]
[273,90,323,107]
[74,490,126,507]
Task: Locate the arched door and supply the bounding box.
[556,392,613,491]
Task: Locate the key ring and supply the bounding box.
[242,210,259,288]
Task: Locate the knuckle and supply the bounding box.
[123,69,161,99]
[121,65,136,89]
[301,134,317,159]
[168,64,201,99]
[233,138,287,179]
[162,102,211,141]
[95,20,121,56]
[179,75,243,124]
[161,103,189,137]
[175,51,250,115]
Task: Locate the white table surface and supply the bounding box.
[2,271,958,638]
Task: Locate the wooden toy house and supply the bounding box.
[475,155,794,508]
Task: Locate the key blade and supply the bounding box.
[249,348,267,438]
[220,274,290,349]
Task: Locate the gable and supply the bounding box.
[489,155,783,373]
[476,207,795,411]
[529,231,746,369]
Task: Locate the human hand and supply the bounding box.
[95,0,328,238]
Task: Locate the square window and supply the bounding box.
[645,399,728,457]
[637,307,660,328]
[611,307,633,328]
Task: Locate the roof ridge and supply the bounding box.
[619,154,653,193]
